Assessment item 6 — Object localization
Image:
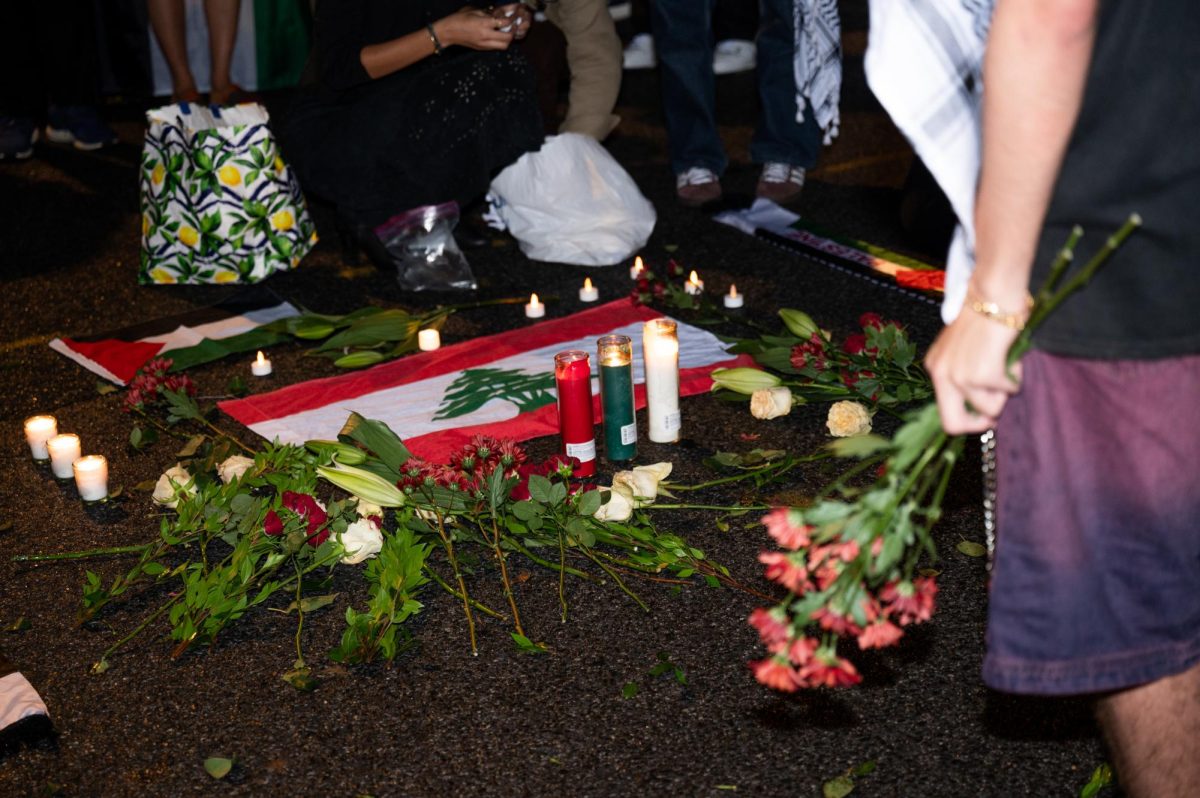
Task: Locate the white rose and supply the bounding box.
[339,517,384,565]
[611,462,673,507]
[593,487,634,522]
[216,455,255,484]
[152,464,194,509]
[826,400,873,437]
[354,499,383,519]
[750,387,793,420]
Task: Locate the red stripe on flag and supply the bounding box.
[220,299,665,425]
[58,338,167,385]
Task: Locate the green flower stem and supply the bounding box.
[578,546,649,612]
[557,530,568,623]
[14,545,149,563]
[292,558,307,669]
[664,455,827,493]
[1035,225,1084,306]
[94,589,186,674]
[432,510,478,656]
[647,503,771,512]
[421,565,506,621]
[482,515,526,639]
[503,536,599,582]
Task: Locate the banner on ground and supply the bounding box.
[220,300,752,462]
[49,288,298,385]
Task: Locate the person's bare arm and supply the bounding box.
[360,7,516,80]
[924,0,1098,434]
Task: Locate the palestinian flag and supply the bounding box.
[148,0,310,96]
[220,299,753,462]
[49,288,298,385]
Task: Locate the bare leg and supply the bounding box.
[205,0,242,104]
[147,0,197,99]
[1096,661,1200,797]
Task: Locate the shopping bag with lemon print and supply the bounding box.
[139,102,317,284]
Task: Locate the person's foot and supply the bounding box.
[756,162,806,205]
[209,83,253,107]
[713,39,756,75]
[0,116,38,160]
[44,106,118,151]
[676,167,722,207]
[171,86,202,105]
[623,33,656,70]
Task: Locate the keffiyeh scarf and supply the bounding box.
[794,0,843,144]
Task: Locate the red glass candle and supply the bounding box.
[554,350,596,477]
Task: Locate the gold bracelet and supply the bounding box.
[427,23,444,55]
[966,287,1034,331]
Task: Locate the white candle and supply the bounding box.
[579,277,599,303]
[684,270,704,295]
[642,318,681,443]
[47,433,82,479]
[418,328,441,351]
[73,455,109,502]
[630,256,645,280]
[24,415,58,460]
[251,350,272,377]
[525,293,545,318]
[723,284,744,308]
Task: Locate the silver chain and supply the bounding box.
[979,429,998,571]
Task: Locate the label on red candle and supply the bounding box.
[566,440,596,462]
[620,423,637,445]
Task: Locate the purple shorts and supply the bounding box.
[983,349,1200,695]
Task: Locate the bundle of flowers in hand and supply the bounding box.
[741,216,1140,691]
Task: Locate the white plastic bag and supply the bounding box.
[487,133,656,266]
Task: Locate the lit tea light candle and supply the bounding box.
[723,284,744,308]
[24,415,57,461]
[251,350,272,377]
[525,293,545,318]
[579,277,599,303]
[73,455,109,503]
[554,350,597,477]
[418,328,441,351]
[642,318,681,443]
[684,270,704,295]
[47,433,82,480]
[630,256,645,280]
[597,335,636,463]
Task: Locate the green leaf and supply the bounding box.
[621,682,639,699]
[852,761,877,777]
[177,434,206,458]
[281,668,319,692]
[957,540,987,558]
[95,381,118,395]
[827,434,890,459]
[4,616,31,633]
[575,489,602,518]
[822,776,855,798]
[227,374,249,397]
[511,632,547,654]
[317,309,417,351]
[1079,763,1113,798]
[527,474,553,504]
[284,593,339,614]
[141,562,166,576]
[337,412,411,474]
[129,425,158,450]
[203,757,233,779]
[511,500,541,521]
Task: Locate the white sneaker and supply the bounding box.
[713,39,756,75]
[676,167,722,207]
[608,1,632,22]
[756,162,806,204]
[623,33,657,70]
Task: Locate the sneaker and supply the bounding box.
[45,106,118,151]
[623,33,657,70]
[713,39,756,75]
[0,116,38,160]
[756,162,806,205]
[676,166,722,207]
[608,1,632,21]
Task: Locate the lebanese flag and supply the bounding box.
[49,288,298,385]
[220,299,754,462]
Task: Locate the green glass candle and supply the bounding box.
[598,334,637,463]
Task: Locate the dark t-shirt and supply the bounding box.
[1031,0,1200,359]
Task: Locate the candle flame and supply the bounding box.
[633,256,644,274]
[584,277,593,290]
[689,270,700,284]
[256,350,266,365]
[729,284,738,298]
[530,293,540,307]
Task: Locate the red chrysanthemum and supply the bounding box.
[759,551,813,595]
[761,507,812,550]
[749,656,800,693]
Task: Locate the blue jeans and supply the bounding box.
[649,0,822,177]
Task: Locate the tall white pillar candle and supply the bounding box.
[73,455,109,502]
[47,433,82,479]
[642,318,681,443]
[24,415,58,461]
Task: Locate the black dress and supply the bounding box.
[283,0,544,228]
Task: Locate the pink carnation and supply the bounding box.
[857,620,904,650]
[749,656,800,693]
[748,607,791,649]
[796,653,863,688]
[787,636,819,666]
[762,508,811,550]
[811,607,862,637]
[880,576,938,626]
[758,551,813,594]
